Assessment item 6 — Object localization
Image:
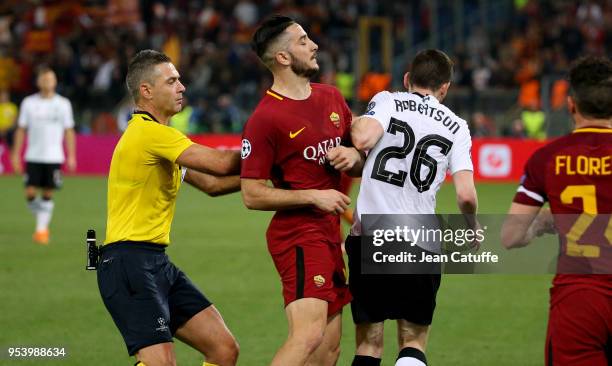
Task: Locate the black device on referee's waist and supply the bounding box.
[86,229,99,270]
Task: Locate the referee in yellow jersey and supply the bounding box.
[98,50,240,366]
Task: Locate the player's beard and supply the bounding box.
[289,52,319,79]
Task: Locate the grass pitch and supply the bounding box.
[0,176,551,365]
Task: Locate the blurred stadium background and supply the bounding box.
[0,0,610,364]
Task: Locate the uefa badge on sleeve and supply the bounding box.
[365,101,376,115]
[241,139,252,159]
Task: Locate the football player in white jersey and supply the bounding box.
[11,67,76,245]
[344,50,478,366]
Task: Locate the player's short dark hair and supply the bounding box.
[126,50,172,102]
[36,65,54,77]
[408,49,454,91]
[568,56,612,119]
[251,15,295,68]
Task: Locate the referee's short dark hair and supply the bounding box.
[408,49,454,91]
[568,55,612,119]
[251,15,295,69]
[126,50,172,102]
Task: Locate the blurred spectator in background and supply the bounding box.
[170,96,195,134]
[470,111,496,137]
[0,89,17,148]
[502,118,527,138]
[521,100,546,139]
[357,71,391,105]
[0,0,610,137]
[115,96,134,132]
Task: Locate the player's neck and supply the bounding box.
[271,71,312,100]
[135,104,170,125]
[410,86,439,100]
[39,91,55,99]
[573,115,612,130]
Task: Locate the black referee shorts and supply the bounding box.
[25,162,62,189]
[97,242,212,355]
[345,235,441,325]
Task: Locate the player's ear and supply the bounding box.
[275,50,291,67]
[439,82,451,100]
[403,72,410,90]
[567,96,576,115]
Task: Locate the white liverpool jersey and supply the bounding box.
[18,93,74,163]
[352,91,473,235]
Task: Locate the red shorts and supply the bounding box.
[546,285,612,366]
[271,241,351,316]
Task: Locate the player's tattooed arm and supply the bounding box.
[184,169,240,197]
[501,204,555,248]
[326,146,365,177]
[351,116,384,151]
[177,144,240,176]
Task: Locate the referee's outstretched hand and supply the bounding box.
[310,189,351,215]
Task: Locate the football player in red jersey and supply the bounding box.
[240,15,364,366]
[502,56,612,366]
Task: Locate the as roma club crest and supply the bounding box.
[329,112,340,128]
[313,275,326,287]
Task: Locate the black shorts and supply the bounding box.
[345,235,441,325]
[25,162,62,189]
[97,242,212,356]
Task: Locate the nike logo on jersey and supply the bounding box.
[289,127,306,139]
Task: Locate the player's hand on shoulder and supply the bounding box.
[326,146,360,172]
[310,189,351,214]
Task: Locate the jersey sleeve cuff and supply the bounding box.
[240,172,271,180]
[171,139,195,163]
[513,186,545,206]
[450,166,474,174]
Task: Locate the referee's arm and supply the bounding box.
[184,169,240,197]
[177,144,240,176]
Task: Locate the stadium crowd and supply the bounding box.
[0,0,611,136]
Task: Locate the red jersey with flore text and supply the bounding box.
[241,83,352,254]
[513,126,612,295]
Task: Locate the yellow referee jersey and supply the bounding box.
[105,111,194,245]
